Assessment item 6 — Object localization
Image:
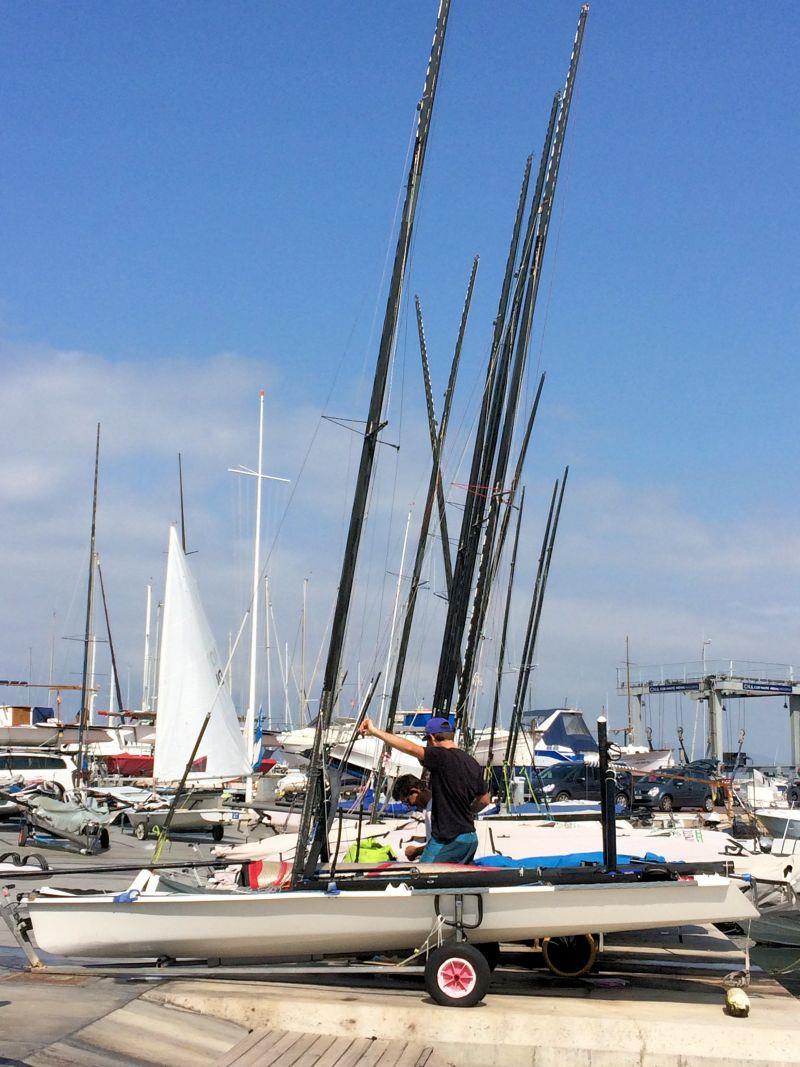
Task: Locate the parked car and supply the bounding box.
[0,748,77,795]
[633,765,714,812]
[536,761,633,811]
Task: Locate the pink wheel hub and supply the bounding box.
[437,956,477,998]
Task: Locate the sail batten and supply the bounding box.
[154,527,250,782]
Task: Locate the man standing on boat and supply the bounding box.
[359,716,489,863]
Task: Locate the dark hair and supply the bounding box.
[392,774,422,803]
[429,731,454,743]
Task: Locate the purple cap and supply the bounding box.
[424,716,453,735]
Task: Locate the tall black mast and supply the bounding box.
[429,155,533,721]
[486,485,525,771]
[292,0,451,884]
[432,96,557,723]
[433,5,588,723]
[75,423,100,783]
[504,467,569,767]
[379,263,476,746]
[96,559,125,718]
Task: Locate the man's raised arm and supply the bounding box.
[359,717,426,763]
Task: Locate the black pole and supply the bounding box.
[486,486,525,775]
[429,156,533,721]
[488,373,546,587]
[416,294,455,594]
[437,5,589,725]
[504,478,558,768]
[292,0,451,887]
[598,715,617,872]
[96,560,125,719]
[371,264,474,818]
[76,423,100,784]
[433,91,560,724]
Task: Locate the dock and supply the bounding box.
[3,825,800,1065]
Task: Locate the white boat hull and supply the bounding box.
[756,809,800,840]
[28,874,755,961]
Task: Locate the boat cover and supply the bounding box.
[475,850,666,869]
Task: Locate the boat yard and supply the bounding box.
[0,819,798,1065]
[2,0,798,1061]
[0,824,797,1066]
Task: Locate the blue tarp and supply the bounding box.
[474,850,666,869]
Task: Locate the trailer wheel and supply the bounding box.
[211,824,224,842]
[542,933,598,978]
[703,796,714,813]
[476,941,500,971]
[134,821,148,840]
[424,943,490,1007]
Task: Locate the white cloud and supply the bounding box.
[1,340,797,763]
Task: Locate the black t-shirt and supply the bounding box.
[422,744,485,843]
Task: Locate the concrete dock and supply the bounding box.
[2,820,800,1065]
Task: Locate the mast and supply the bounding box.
[141,583,152,713]
[486,485,525,771]
[625,635,633,745]
[432,5,588,724]
[245,390,266,797]
[378,507,412,727]
[292,0,451,885]
[76,423,100,783]
[416,296,453,592]
[379,260,475,750]
[97,558,125,717]
[430,141,546,721]
[265,576,272,731]
[505,467,569,768]
[178,452,187,553]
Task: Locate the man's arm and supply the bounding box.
[359,717,425,762]
[472,792,491,812]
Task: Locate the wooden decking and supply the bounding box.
[220,1028,447,1067]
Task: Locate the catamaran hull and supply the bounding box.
[27,875,755,962]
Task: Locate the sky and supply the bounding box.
[1,2,798,764]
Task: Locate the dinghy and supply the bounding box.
[25,862,756,962]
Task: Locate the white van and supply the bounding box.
[0,749,78,794]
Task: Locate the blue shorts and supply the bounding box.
[419,832,478,865]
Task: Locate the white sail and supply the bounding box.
[154,527,250,781]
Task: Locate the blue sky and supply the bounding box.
[1,3,798,762]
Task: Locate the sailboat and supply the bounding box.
[154,526,250,783]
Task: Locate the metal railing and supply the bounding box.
[616,660,795,690]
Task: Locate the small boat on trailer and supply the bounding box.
[19,859,757,1005]
[24,861,755,962]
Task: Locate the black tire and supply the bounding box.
[211,824,224,842]
[615,791,630,814]
[554,791,571,803]
[424,943,491,1007]
[703,795,714,813]
[99,827,110,850]
[658,795,674,812]
[17,822,28,847]
[134,821,148,840]
[476,941,501,971]
[542,933,598,978]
